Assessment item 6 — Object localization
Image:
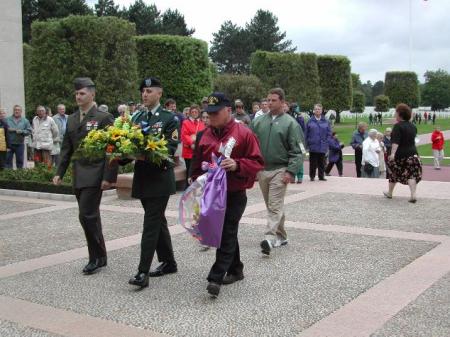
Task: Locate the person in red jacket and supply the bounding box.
[431,126,445,170]
[190,92,264,298]
[181,104,205,184]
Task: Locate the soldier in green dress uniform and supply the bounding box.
[127,77,180,288]
[53,77,118,275]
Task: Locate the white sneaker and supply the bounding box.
[274,238,289,248]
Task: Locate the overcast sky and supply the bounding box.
[88,0,450,84]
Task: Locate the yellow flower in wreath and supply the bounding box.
[146,139,158,151]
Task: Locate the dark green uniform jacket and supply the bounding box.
[56,105,118,189]
[131,105,180,199]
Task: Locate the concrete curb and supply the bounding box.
[0,188,117,202]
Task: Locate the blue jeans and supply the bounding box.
[6,143,25,168]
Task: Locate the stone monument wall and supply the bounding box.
[0,0,25,116]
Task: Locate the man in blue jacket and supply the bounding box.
[305,104,332,181]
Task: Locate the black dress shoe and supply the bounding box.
[149,262,178,277]
[82,257,107,274]
[223,273,244,285]
[207,282,221,298]
[319,178,327,181]
[129,272,149,288]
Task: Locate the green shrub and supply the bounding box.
[384,71,420,108]
[0,163,73,194]
[27,15,138,115]
[0,163,71,184]
[250,51,321,111]
[351,91,365,113]
[0,180,73,194]
[317,55,352,120]
[374,95,390,112]
[213,74,266,110]
[135,34,212,108]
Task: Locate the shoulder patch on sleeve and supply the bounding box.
[171,129,178,140]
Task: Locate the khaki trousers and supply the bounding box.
[258,168,288,244]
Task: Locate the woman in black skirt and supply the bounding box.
[383,103,422,203]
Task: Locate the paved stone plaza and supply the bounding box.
[1,177,450,337]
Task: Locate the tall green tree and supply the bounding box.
[351,73,362,92]
[123,0,160,35]
[245,10,296,53]
[421,69,450,111]
[374,95,390,112]
[21,0,92,42]
[317,55,352,123]
[95,0,119,17]
[351,91,365,113]
[209,21,253,74]
[361,80,373,106]
[384,71,420,108]
[210,9,295,74]
[372,80,384,102]
[159,9,194,36]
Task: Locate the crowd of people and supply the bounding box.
[0,74,441,298]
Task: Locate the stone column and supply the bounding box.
[0,1,27,168]
[0,0,25,116]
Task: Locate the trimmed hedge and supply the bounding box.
[135,35,212,108]
[317,55,352,118]
[213,74,266,110]
[250,51,321,111]
[23,43,33,118]
[351,91,365,113]
[0,162,134,194]
[0,180,73,194]
[384,71,420,108]
[28,15,138,114]
[0,163,73,194]
[374,95,390,112]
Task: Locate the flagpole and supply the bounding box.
[409,0,412,70]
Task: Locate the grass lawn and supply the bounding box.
[342,135,450,166]
[329,116,450,146]
[416,140,450,165]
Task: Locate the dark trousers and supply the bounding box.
[6,143,25,168]
[75,187,106,261]
[184,158,191,186]
[309,152,325,179]
[325,160,343,176]
[355,148,363,178]
[139,196,175,273]
[208,191,247,284]
[0,151,6,169]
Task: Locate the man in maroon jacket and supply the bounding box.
[190,92,264,298]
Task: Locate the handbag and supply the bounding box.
[364,162,374,174]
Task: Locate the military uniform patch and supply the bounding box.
[171,129,178,140]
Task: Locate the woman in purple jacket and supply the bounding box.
[305,104,332,181]
[325,132,344,176]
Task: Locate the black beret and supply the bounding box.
[139,77,162,91]
[74,77,95,90]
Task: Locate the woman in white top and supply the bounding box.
[361,129,381,178]
[32,105,59,167]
